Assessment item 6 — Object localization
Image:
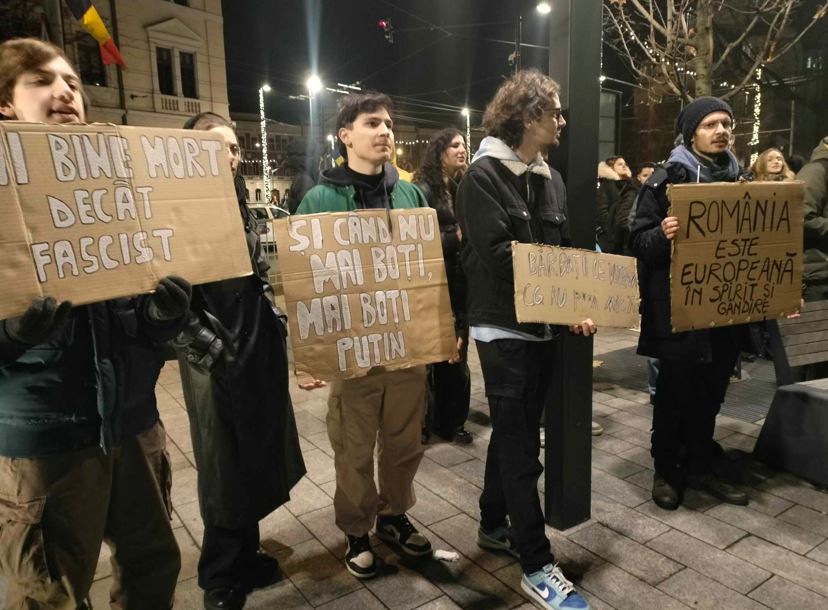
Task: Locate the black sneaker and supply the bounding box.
[375,514,433,558]
[453,428,473,444]
[345,534,377,579]
[243,551,281,590]
[477,521,519,558]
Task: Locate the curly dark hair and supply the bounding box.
[414,128,464,206]
[482,69,561,149]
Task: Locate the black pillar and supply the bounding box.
[543,0,601,530]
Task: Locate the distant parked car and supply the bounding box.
[248,204,288,251]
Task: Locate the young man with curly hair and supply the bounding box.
[455,69,593,610]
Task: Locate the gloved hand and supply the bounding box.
[183,325,224,372]
[3,297,72,345]
[148,276,192,321]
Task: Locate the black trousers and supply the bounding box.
[427,344,471,437]
[652,328,739,478]
[198,521,260,590]
[476,338,555,575]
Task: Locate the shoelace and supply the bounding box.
[348,536,370,554]
[543,564,575,597]
[393,515,417,536]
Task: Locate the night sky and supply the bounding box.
[221,0,561,127]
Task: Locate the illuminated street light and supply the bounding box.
[536,2,552,14]
[306,74,323,96]
[258,84,271,196]
[461,107,471,155]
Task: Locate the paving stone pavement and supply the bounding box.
[2,328,827,609]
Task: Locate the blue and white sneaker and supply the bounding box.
[521,563,590,610]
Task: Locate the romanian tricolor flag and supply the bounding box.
[64,0,126,68]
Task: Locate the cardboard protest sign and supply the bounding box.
[0,122,253,319]
[668,181,804,332]
[274,208,456,380]
[512,243,639,328]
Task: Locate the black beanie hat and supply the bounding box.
[676,96,733,147]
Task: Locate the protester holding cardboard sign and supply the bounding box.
[0,38,183,609]
[296,92,434,580]
[629,96,753,512]
[174,112,305,610]
[455,70,593,610]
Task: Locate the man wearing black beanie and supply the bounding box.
[628,97,751,510]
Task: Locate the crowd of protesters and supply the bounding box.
[2,35,827,610]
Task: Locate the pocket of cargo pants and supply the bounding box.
[0,495,53,586]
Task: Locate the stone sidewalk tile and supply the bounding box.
[429,513,517,573]
[590,468,651,508]
[297,505,346,557]
[301,447,337,485]
[715,415,762,438]
[606,425,651,449]
[606,411,651,433]
[294,410,328,438]
[169,466,199,507]
[319,480,337,499]
[602,397,642,410]
[408,481,463,526]
[285,476,334,517]
[617,446,654,470]
[447,458,486,489]
[569,523,682,586]
[545,526,604,577]
[174,525,201,582]
[412,596,464,609]
[259,505,316,552]
[305,430,335,457]
[414,456,483,517]
[636,501,747,549]
[275,537,363,606]
[591,447,645,479]
[656,568,770,610]
[363,546,445,610]
[316,588,386,610]
[174,498,205,546]
[295,397,330,421]
[808,540,828,565]
[757,473,828,513]
[623,468,653,492]
[719,432,758,453]
[748,575,828,610]
[646,530,771,594]
[578,563,692,610]
[424,442,476,469]
[590,494,670,544]
[733,485,795,517]
[706,504,825,555]
[777,504,828,537]
[729,536,828,598]
[177,576,313,609]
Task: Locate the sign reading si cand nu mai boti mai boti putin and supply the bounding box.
[0,122,253,319]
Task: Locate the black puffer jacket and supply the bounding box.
[456,138,569,336]
[0,298,184,458]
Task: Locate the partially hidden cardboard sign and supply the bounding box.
[512,242,640,328]
[669,181,804,332]
[0,122,253,319]
[274,208,456,380]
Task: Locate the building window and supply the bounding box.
[180,51,197,98]
[255,188,262,201]
[156,47,175,95]
[166,0,189,5]
[77,35,107,87]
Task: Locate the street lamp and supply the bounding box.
[536,2,552,15]
[327,133,336,167]
[461,107,471,156]
[306,74,323,147]
[258,84,272,197]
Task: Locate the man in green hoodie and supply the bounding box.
[296,92,431,579]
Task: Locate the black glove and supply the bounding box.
[176,324,223,372]
[148,276,192,321]
[3,297,72,345]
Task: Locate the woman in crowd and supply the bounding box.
[415,128,472,444]
[749,147,796,181]
[176,112,306,610]
[597,155,634,253]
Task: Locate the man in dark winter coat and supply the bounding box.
[798,136,828,302]
[613,162,657,255]
[629,96,751,511]
[455,69,593,610]
[176,112,306,610]
[0,38,186,610]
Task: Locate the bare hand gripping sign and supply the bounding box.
[274,208,456,380]
[512,243,640,328]
[668,181,804,332]
[0,123,252,319]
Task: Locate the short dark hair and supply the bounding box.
[182,111,234,131]
[336,91,393,158]
[605,155,624,167]
[636,161,657,175]
[482,69,561,149]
